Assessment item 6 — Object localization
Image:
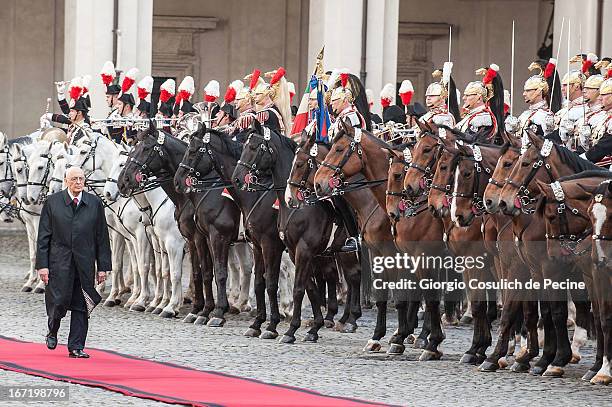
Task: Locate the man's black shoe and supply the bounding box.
[68,349,90,358]
[339,237,359,252]
[46,334,57,350]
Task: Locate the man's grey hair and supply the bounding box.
[65,166,84,179]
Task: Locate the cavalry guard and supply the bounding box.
[420,63,459,130]
[234,71,261,133]
[114,67,140,143]
[575,74,608,153]
[99,61,123,143]
[328,70,366,138]
[556,69,587,149]
[197,80,221,125]
[456,64,504,144]
[135,76,154,119]
[579,78,612,166]
[505,61,555,145]
[379,83,406,125]
[155,78,176,133]
[43,94,92,145]
[254,67,292,135]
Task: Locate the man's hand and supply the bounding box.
[97,271,108,284]
[38,268,49,285]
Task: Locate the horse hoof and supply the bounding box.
[529,365,547,376]
[442,315,459,326]
[419,350,442,361]
[240,304,252,313]
[388,335,401,345]
[510,362,531,373]
[207,317,226,327]
[413,338,428,349]
[228,306,240,315]
[460,315,473,324]
[279,335,296,344]
[104,300,116,307]
[590,373,612,385]
[342,323,357,333]
[33,287,45,294]
[324,319,334,329]
[182,313,197,323]
[21,286,32,293]
[145,306,156,313]
[582,370,597,382]
[570,353,581,364]
[260,330,278,340]
[387,343,405,355]
[542,365,564,377]
[194,316,209,325]
[478,360,500,372]
[151,308,163,315]
[363,339,382,353]
[475,354,487,364]
[303,333,318,343]
[130,304,146,312]
[406,334,416,345]
[159,310,175,318]
[244,328,261,337]
[460,353,479,365]
[114,299,122,305]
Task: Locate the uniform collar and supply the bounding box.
[529,100,548,110]
[468,104,487,115]
[570,96,585,107]
[64,189,85,206]
[338,105,356,117]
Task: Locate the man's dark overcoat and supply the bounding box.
[35,189,112,320]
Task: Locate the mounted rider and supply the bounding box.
[254,67,292,136]
[379,83,406,126]
[579,78,612,166]
[194,80,221,126]
[99,61,124,143]
[214,81,241,136]
[233,70,261,134]
[555,63,588,149]
[134,75,154,119]
[174,76,200,139]
[574,74,608,154]
[328,70,367,139]
[505,60,556,146]
[114,67,140,143]
[456,63,504,145]
[419,63,459,131]
[42,93,92,145]
[155,78,176,134]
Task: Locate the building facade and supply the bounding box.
[1,0,611,137]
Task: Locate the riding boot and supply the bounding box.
[331,196,359,252]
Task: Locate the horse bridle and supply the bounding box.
[544,181,592,256]
[320,128,365,193]
[487,144,521,190]
[385,148,427,217]
[177,132,229,193]
[452,145,492,217]
[236,127,280,192]
[407,136,442,193]
[0,145,16,198]
[26,151,54,204]
[127,131,173,190]
[504,139,556,214]
[287,142,322,203]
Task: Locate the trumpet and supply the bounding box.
[54,81,70,86]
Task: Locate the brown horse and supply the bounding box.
[315,120,447,360]
[496,131,600,376]
[588,179,612,384]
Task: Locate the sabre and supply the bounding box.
[549,17,565,110]
[448,26,452,63]
[579,23,586,126]
[567,20,571,106]
[510,20,515,117]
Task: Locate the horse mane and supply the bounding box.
[277,132,297,152]
[363,129,394,150]
[558,169,612,182]
[208,129,243,160]
[554,144,602,172]
[8,136,33,146]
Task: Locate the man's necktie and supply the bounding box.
[72,197,78,213]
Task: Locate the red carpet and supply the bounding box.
[0,336,392,407]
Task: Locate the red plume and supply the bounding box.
[249,69,261,90]
[582,60,593,74]
[340,72,349,88]
[270,67,286,85]
[174,92,183,106]
[380,98,391,108]
[544,58,556,79]
[399,92,413,106]
[69,86,82,101]
[607,69,612,79]
[121,77,135,94]
[101,74,113,86]
[204,94,216,102]
[483,64,499,85]
[224,87,237,103]
[138,87,149,100]
[159,89,172,103]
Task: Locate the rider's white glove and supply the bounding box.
[504,115,519,134]
[39,117,51,129]
[56,82,66,101]
[578,124,591,150]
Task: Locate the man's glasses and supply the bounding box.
[67,177,85,182]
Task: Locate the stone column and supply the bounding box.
[117,0,153,76]
[365,0,399,115]
[64,0,114,119]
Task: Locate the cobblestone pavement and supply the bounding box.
[0,226,609,406]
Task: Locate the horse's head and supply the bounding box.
[26,141,65,205]
[48,147,75,195]
[0,196,13,223]
[105,146,130,202]
[590,180,612,267]
[403,132,442,198]
[232,120,278,191]
[9,143,32,200]
[314,119,368,197]
[427,137,459,218]
[499,130,556,216]
[537,177,600,262]
[484,140,521,214]
[175,126,211,193]
[0,133,14,197]
[119,123,167,196]
[386,146,412,221]
[285,130,328,208]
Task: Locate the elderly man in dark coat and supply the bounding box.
[36,166,111,358]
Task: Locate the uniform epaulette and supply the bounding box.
[469,111,493,128]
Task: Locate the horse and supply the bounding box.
[496,131,602,376]
[536,171,612,381]
[221,124,361,342]
[314,119,448,360]
[588,179,612,385]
